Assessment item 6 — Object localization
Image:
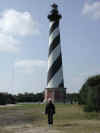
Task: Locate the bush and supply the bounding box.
[0,93,16,105]
[84,105,94,112]
[79,74,100,112]
[0,93,8,105]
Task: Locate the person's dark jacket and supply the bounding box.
[45,102,55,115]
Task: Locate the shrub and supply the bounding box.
[79,74,100,112]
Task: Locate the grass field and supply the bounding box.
[0,104,100,133]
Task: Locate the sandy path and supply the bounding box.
[4,125,61,133]
[19,127,60,133]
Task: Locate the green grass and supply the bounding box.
[0,104,100,133]
[54,104,100,133]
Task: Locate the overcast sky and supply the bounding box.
[0,0,100,94]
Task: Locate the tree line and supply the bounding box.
[0,91,79,105]
[0,74,100,112]
[0,92,44,105]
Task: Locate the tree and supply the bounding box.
[66,93,79,104]
[0,93,16,105]
[79,74,100,112]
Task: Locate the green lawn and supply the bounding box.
[0,104,100,133]
[54,104,100,133]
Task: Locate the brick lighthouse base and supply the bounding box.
[44,88,66,103]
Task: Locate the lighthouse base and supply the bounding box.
[44,88,66,103]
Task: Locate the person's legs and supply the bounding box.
[48,114,53,128]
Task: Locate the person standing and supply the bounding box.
[45,98,55,128]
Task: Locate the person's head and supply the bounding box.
[48,98,52,104]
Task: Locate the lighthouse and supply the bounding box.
[44,4,66,103]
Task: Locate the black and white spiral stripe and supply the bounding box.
[47,21,64,88]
